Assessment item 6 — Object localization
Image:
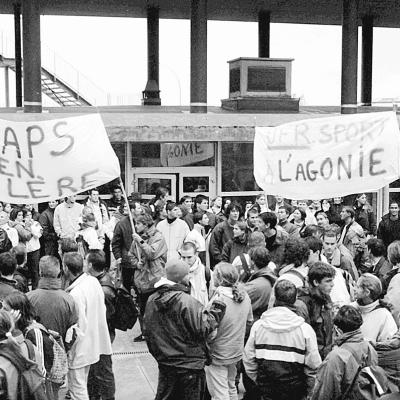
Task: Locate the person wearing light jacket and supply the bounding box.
[243,280,321,400]
[156,202,190,261]
[353,273,397,341]
[63,252,112,400]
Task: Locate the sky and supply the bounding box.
[0,14,400,107]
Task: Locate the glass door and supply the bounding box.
[133,173,177,201]
[179,168,216,200]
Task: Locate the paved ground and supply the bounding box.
[112,324,158,400]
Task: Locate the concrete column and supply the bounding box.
[361,15,373,106]
[143,7,161,105]
[190,0,207,113]
[258,10,270,58]
[341,0,358,114]
[14,3,23,107]
[22,0,42,113]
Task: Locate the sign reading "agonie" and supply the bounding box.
[0,115,120,204]
[254,111,400,199]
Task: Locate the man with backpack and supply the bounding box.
[311,305,390,399]
[86,249,116,400]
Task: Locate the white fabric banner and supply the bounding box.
[0,114,120,204]
[254,111,400,199]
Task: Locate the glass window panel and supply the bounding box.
[132,143,215,167]
[221,143,261,192]
[182,176,210,193]
[138,178,172,197]
[390,179,400,188]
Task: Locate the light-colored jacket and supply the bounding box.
[65,273,112,369]
[156,218,190,260]
[385,272,400,327]
[54,202,83,238]
[188,257,210,306]
[129,226,168,293]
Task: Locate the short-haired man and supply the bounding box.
[378,201,400,248]
[63,252,112,400]
[27,255,78,343]
[39,200,59,257]
[209,202,242,267]
[311,305,384,400]
[107,186,125,216]
[339,206,369,271]
[244,247,276,320]
[322,227,359,281]
[157,202,190,261]
[278,206,299,238]
[86,250,116,400]
[129,213,168,341]
[54,195,84,240]
[246,207,260,233]
[179,242,211,306]
[144,259,226,400]
[367,238,392,290]
[179,196,194,230]
[258,211,289,267]
[244,280,321,400]
[297,262,336,359]
[0,252,18,299]
[194,195,217,230]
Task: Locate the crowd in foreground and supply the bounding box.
[1,188,400,399]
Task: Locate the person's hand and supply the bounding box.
[132,233,142,243]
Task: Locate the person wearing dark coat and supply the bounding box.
[39,200,59,257]
[378,202,400,248]
[221,221,249,264]
[0,252,19,301]
[111,215,133,291]
[144,259,226,400]
[353,193,377,236]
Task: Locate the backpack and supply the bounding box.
[25,323,68,385]
[0,340,47,400]
[340,344,390,400]
[0,229,12,254]
[111,285,139,331]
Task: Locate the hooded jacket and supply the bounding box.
[243,306,321,400]
[378,213,400,248]
[311,330,379,400]
[143,280,226,370]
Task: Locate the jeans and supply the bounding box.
[155,365,205,400]
[27,249,40,290]
[87,355,115,400]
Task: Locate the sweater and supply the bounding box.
[352,300,397,341]
[53,202,83,238]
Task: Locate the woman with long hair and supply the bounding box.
[205,262,252,400]
[353,193,377,236]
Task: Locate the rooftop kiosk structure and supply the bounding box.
[0,0,399,217]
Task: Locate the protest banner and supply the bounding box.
[0,114,120,204]
[160,142,214,167]
[254,111,400,199]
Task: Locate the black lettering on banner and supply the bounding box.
[2,127,21,159]
[7,178,28,198]
[0,157,13,177]
[295,163,307,181]
[306,160,317,181]
[359,146,364,177]
[295,123,310,146]
[319,125,332,144]
[26,180,47,199]
[195,143,204,155]
[81,169,100,190]
[26,125,45,158]
[278,160,291,182]
[51,121,74,156]
[337,155,352,180]
[57,177,77,197]
[15,159,34,179]
[369,148,386,176]
[333,124,346,144]
[320,158,333,180]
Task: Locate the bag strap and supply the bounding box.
[240,254,250,275]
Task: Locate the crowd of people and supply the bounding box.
[1,187,400,400]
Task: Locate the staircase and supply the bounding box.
[0,54,92,106]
